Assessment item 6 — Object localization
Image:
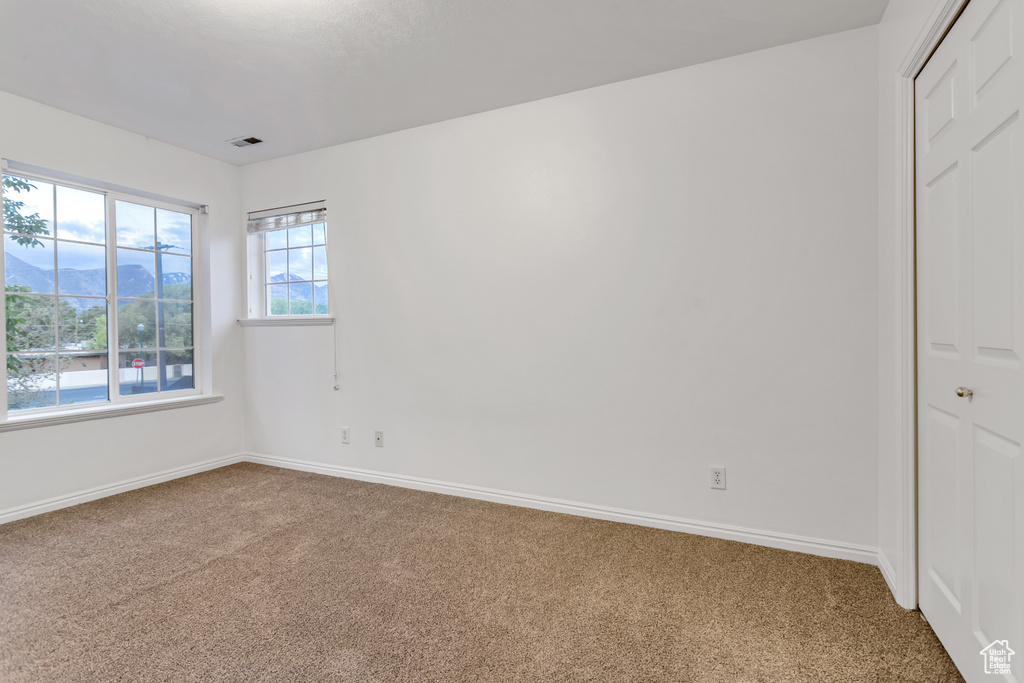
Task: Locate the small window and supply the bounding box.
[247,203,329,317]
[3,172,200,414]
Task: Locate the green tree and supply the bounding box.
[69,303,106,350]
[4,286,57,410]
[4,285,32,372]
[5,175,61,409]
[92,313,107,349]
[4,175,51,373]
[115,287,192,350]
[6,292,63,350]
[270,297,289,315]
[3,175,49,247]
[118,244,191,346]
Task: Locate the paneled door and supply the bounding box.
[916,0,1024,680]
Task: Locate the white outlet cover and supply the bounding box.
[710,466,727,490]
[341,427,350,444]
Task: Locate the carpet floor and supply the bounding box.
[0,463,961,682]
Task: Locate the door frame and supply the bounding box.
[891,0,970,610]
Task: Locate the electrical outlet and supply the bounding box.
[341,427,350,444]
[375,431,384,448]
[710,466,726,490]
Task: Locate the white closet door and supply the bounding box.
[916,0,1024,680]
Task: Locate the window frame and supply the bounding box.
[243,203,333,325]
[1,169,205,423]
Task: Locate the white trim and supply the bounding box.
[246,453,880,566]
[897,0,966,78]
[0,453,244,525]
[887,0,969,611]
[237,317,334,327]
[878,548,899,601]
[0,449,880,567]
[3,166,207,413]
[0,394,224,432]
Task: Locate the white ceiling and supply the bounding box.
[0,0,889,165]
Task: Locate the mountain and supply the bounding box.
[117,264,155,298]
[4,251,52,294]
[4,250,189,309]
[161,272,190,286]
[54,265,108,301]
[269,273,328,302]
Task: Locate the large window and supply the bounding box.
[3,172,199,413]
[247,202,328,317]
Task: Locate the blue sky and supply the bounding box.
[4,175,191,272]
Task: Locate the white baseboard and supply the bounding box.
[245,453,880,566]
[0,450,882,569]
[877,548,917,609]
[878,549,899,600]
[0,453,245,525]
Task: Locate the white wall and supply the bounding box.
[0,91,246,512]
[242,27,881,550]
[876,0,949,606]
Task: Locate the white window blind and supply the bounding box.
[247,201,326,234]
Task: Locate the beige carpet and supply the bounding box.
[0,463,961,682]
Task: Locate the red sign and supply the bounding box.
[132,359,145,369]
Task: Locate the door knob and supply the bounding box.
[956,387,973,398]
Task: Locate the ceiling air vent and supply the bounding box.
[228,136,264,147]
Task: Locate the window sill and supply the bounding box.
[237,317,335,327]
[0,394,225,433]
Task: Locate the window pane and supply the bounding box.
[289,247,313,281]
[159,302,192,348]
[157,254,191,299]
[55,185,105,244]
[312,223,326,245]
[267,284,287,315]
[56,241,106,297]
[265,229,287,251]
[267,250,287,284]
[58,299,106,351]
[5,236,55,294]
[289,282,312,315]
[313,246,328,280]
[6,293,55,352]
[288,225,312,248]
[117,299,157,348]
[7,353,57,411]
[118,351,158,396]
[6,183,199,410]
[115,201,155,250]
[314,282,328,315]
[59,352,108,405]
[3,175,53,237]
[156,209,191,255]
[160,349,194,392]
[117,248,156,298]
